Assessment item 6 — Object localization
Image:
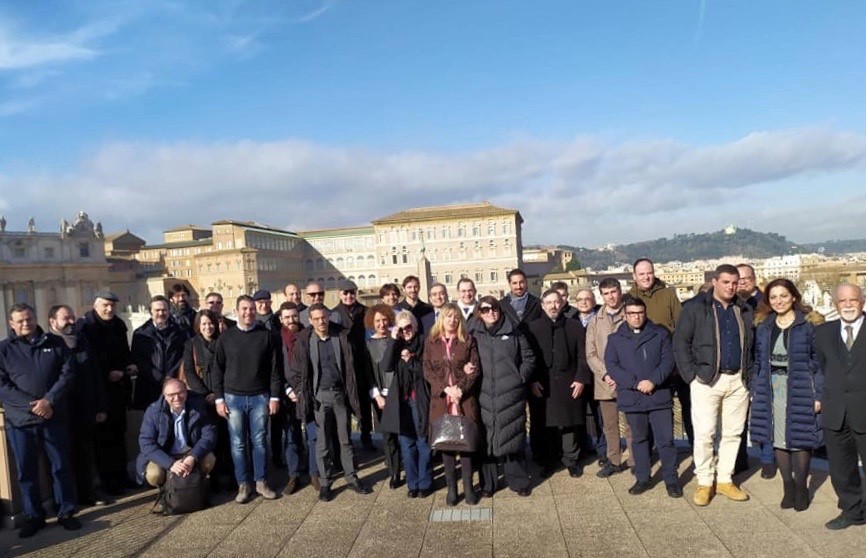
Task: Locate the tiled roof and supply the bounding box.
[372,202,521,225]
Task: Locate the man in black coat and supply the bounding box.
[49,304,110,507]
[330,279,373,450]
[289,303,372,501]
[77,290,135,495]
[130,295,187,411]
[527,289,593,478]
[815,283,866,530]
[168,283,196,338]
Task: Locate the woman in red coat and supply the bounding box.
[423,303,480,505]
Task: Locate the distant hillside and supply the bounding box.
[801,239,866,253]
[555,228,831,270]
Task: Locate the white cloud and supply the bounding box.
[0,98,36,116]
[0,22,104,71]
[1,127,864,246]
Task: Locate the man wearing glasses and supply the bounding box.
[137,378,216,512]
[299,282,330,327]
[203,292,236,332]
[331,280,374,450]
[604,295,681,498]
[736,264,762,310]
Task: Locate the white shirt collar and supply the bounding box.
[841,313,865,342]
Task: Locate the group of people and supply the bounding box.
[2,261,866,541]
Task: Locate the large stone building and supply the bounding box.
[370,202,523,297]
[0,212,111,335]
[131,220,306,302]
[299,226,379,291]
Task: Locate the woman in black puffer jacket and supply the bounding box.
[471,296,535,497]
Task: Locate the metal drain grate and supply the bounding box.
[429,508,493,522]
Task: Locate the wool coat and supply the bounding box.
[471,315,535,457]
[422,334,481,437]
[526,315,593,427]
[749,311,824,449]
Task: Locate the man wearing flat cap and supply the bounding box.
[76,290,137,495]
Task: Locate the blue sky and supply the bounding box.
[1,0,865,247]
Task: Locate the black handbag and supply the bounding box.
[430,413,478,453]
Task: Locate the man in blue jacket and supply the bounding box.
[605,295,681,498]
[137,378,216,513]
[0,303,79,538]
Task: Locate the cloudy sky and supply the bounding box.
[1,1,864,247]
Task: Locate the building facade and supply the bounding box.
[370,202,523,298]
[0,212,110,334]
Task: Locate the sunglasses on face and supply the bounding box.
[479,306,498,314]
[341,290,357,295]
[307,292,325,297]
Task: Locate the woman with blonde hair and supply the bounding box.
[423,303,481,505]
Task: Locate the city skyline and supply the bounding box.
[1,1,865,247]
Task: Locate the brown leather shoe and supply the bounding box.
[716,482,749,502]
[693,484,714,506]
[310,475,321,491]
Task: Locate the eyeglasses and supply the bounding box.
[164,391,186,399]
[479,306,498,314]
[625,311,646,317]
[341,290,357,295]
[307,292,325,297]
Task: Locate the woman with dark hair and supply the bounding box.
[380,283,401,308]
[470,296,535,497]
[423,303,481,505]
[181,309,233,489]
[750,278,824,511]
[380,311,433,497]
[364,303,402,488]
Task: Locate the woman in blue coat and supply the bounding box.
[749,278,824,511]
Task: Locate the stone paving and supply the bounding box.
[1,447,864,558]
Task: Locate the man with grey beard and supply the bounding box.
[48,305,110,507]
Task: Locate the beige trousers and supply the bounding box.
[146,452,216,487]
[690,372,749,485]
[598,400,634,467]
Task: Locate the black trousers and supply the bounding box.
[373,406,402,478]
[355,376,374,440]
[674,374,693,444]
[71,421,97,502]
[824,415,866,520]
[546,426,581,468]
[94,383,129,488]
[627,408,678,485]
[528,398,548,465]
[481,450,530,492]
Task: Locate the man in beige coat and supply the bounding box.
[586,278,633,477]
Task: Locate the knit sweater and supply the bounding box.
[212,324,281,398]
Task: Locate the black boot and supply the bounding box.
[462,463,478,505]
[793,482,810,511]
[445,465,458,506]
[780,481,795,509]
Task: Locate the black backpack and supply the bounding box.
[158,469,209,515]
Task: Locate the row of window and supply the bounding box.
[7,242,90,260]
[378,220,513,244]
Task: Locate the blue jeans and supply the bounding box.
[6,420,76,519]
[283,414,319,478]
[224,393,269,484]
[397,398,432,491]
[587,398,607,457]
[304,421,319,477]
